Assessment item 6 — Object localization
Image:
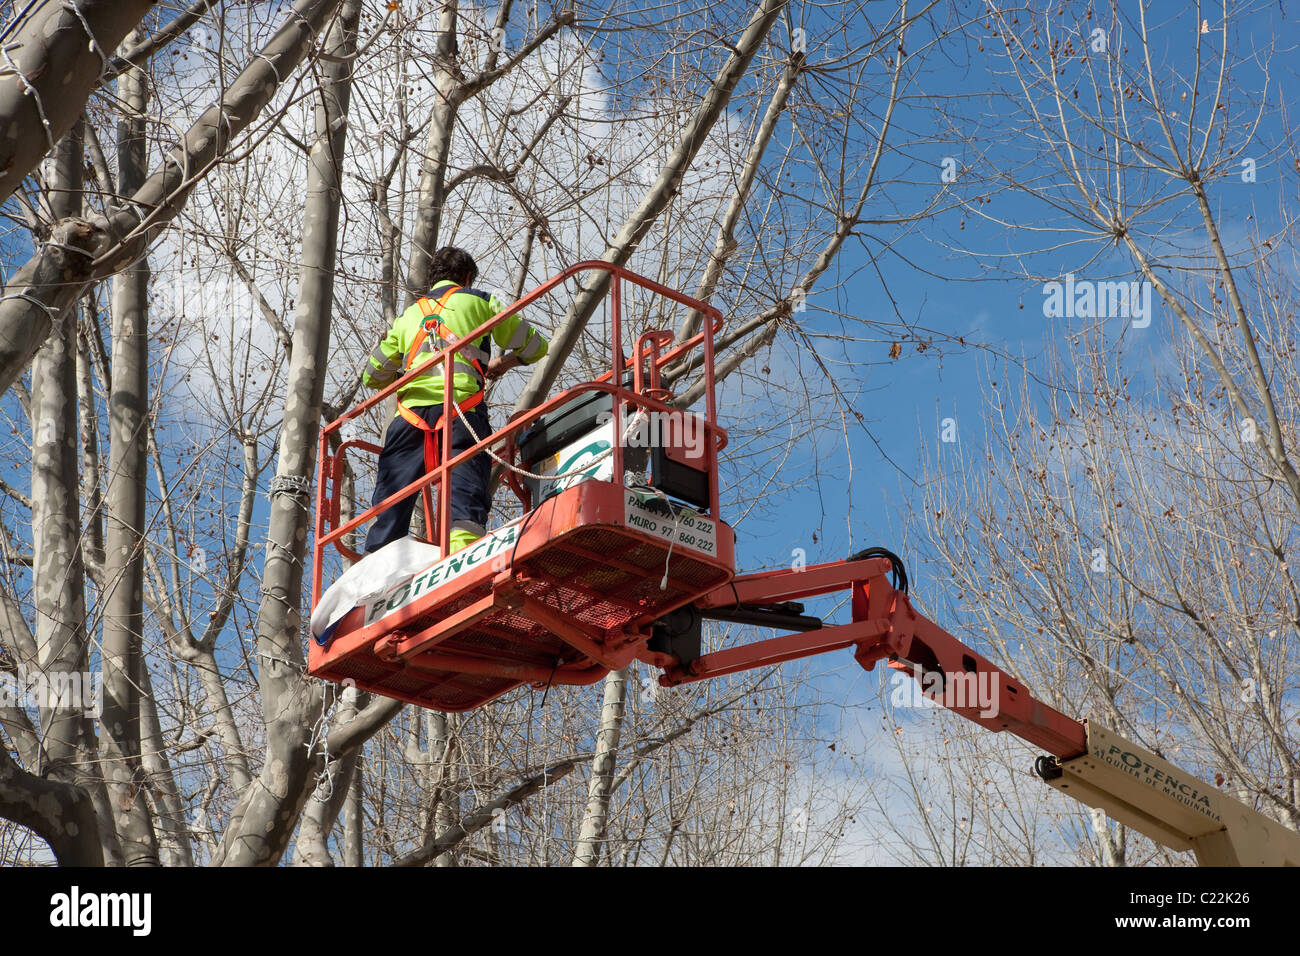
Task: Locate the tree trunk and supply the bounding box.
[217,0,361,866]
[343,747,364,866]
[512,0,787,417]
[138,664,194,866]
[6,202,118,859]
[573,666,628,866]
[678,53,802,343]
[0,746,103,866]
[428,712,457,866]
[1089,807,1126,866]
[30,121,89,781]
[403,0,461,301]
[99,46,159,867]
[75,303,105,578]
[0,0,157,203]
[22,117,124,865]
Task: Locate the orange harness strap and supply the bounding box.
[395,284,486,433]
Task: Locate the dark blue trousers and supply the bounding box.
[364,403,492,553]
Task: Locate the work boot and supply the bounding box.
[448,528,480,553]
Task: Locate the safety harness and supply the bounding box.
[395,284,488,530]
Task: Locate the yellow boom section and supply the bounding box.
[1037,722,1300,866]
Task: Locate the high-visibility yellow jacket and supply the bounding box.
[362,280,548,409]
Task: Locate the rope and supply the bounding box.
[253,52,283,85]
[306,692,335,802]
[448,397,647,482]
[632,483,682,590]
[44,239,95,258]
[257,651,303,672]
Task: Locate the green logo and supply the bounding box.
[542,439,611,499]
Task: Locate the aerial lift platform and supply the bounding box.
[309,262,1300,867]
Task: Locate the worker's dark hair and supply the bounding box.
[429,246,478,287]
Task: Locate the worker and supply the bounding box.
[361,246,548,554]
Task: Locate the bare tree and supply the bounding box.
[0,0,156,202]
[99,29,160,867]
[214,0,362,866]
[0,0,966,867]
[835,1,1300,867]
[0,0,347,396]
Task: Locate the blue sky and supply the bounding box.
[710,0,1300,753]
[749,0,1295,563]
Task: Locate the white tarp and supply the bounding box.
[310,538,443,643]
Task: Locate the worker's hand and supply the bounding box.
[484,353,523,381]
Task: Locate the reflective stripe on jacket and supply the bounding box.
[362,280,548,408]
